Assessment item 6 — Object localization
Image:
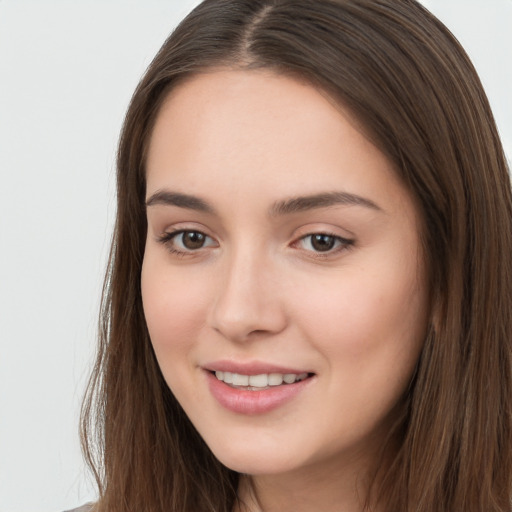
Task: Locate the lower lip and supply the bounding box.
[205,371,313,415]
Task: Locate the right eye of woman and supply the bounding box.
[294,232,355,258]
[158,230,217,255]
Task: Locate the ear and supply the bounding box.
[428,290,442,336]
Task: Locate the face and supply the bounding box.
[142,70,428,479]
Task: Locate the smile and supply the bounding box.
[214,371,309,389]
[206,369,315,415]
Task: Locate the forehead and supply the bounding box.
[147,69,357,169]
[145,69,415,222]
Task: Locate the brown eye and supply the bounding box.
[310,234,336,252]
[181,231,207,250]
[160,230,217,254]
[297,233,354,255]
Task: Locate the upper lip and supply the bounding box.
[203,360,312,376]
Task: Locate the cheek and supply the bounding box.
[292,258,427,369]
[141,255,216,407]
[295,262,427,439]
[141,254,209,358]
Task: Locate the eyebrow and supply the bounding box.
[269,191,381,216]
[145,190,381,215]
[146,190,215,213]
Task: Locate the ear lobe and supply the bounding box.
[429,288,451,346]
[429,308,441,337]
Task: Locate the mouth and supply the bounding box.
[211,370,312,391]
[204,366,315,414]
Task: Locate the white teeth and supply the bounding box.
[268,373,283,386]
[214,371,309,388]
[283,373,296,384]
[232,373,249,386]
[248,374,268,387]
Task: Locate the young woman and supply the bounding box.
[79,0,512,511]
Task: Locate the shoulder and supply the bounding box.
[63,504,95,512]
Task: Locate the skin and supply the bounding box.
[141,69,429,512]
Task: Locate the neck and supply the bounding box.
[233,451,380,512]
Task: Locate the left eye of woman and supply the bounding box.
[297,233,354,254]
[159,230,217,254]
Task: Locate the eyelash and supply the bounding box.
[157,229,354,259]
[293,232,354,259]
[156,230,217,257]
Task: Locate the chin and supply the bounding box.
[217,454,301,476]
[206,436,307,476]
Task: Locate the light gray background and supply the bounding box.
[0,1,510,511]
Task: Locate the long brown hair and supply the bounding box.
[81,1,512,510]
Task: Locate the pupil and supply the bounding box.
[183,231,205,249]
[311,234,335,252]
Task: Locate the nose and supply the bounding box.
[208,248,287,343]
